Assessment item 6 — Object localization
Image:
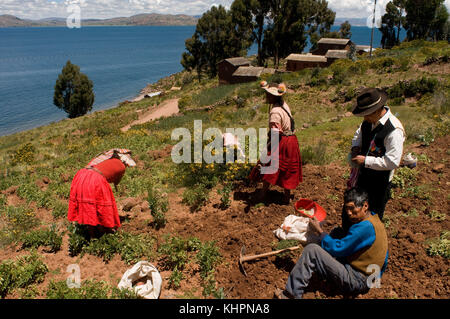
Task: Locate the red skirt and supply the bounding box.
[249,135,303,190]
[67,168,121,229]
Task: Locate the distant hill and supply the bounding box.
[0,14,198,27]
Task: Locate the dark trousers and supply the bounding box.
[285,244,369,298]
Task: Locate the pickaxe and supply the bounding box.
[239,245,303,276]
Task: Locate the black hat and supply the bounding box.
[352,88,388,117]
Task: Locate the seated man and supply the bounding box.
[275,188,389,299]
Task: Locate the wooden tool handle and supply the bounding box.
[241,245,302,262]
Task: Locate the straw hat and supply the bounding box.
[352,88,388,117]
[260,81,287,97]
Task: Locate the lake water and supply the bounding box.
[0,25,391,137]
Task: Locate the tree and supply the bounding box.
[339,20,352,38]
[231,0,271,66]
[181,5,252,78]
[53,60,94,119]
[404,0,448,41]
[263,0,336,67]
[379,1,402,48]
[181,33,206,81]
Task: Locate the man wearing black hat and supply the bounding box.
[345,88,405,230]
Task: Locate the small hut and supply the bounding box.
[218,57,251,85]
[230,66,266,84]
[325,50,349,65]
[311,38,353,56]
[285,53,328,71]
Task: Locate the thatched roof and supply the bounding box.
[318,38,351,45]
[325,50,349,59]
[220,57,251,66]
[286,53,327,63]
[232,66,265,77]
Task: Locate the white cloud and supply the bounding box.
[1,0,449,20]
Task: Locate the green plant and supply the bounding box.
[158,235,191,271]
[20,225,63,253]
[182,184,210,212]
[301,141,329,165]
[217,182,233,209]
[428,210,446,222]
[11,143,35,166]
[196,241,221,279]
[168,267,184,289]
[273,240,302,259]
[81,231,154,264]
[404,208,419,218]
[67,223,90,257]
[0,251,48,298]
[51,200,68,219]
[391,167,419,189]
[2,205,40,238]
[426,231,450,259]
[147,187,168,230]
[45,279,141,299]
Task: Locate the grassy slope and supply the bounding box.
[0,40,448,298]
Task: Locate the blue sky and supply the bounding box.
[1,0,450,20]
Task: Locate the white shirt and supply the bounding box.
[351,107,405,181]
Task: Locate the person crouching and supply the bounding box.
[67,149,136,239]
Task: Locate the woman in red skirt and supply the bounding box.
[67,149,136,238]
[250,82,303,204]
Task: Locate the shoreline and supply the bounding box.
[0,74,171,138]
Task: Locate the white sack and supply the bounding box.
[273,215,321,245]
[117,261,162,299]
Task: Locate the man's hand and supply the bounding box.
[309,217,324,235]
[351,146,361,158]
[352,155,366,166]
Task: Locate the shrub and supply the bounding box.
[20,225,63,253]
[0,251,48,298]
[301,141,329,165]
[178,95,192,112]
[3,205,39,238]
[387,77,439,100]
[307,67,328,87]
[11,143,35,166]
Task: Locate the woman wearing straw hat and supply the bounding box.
[67,149,136,238]
[250,81,303,204]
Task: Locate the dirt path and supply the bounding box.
[121,98,179,132]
